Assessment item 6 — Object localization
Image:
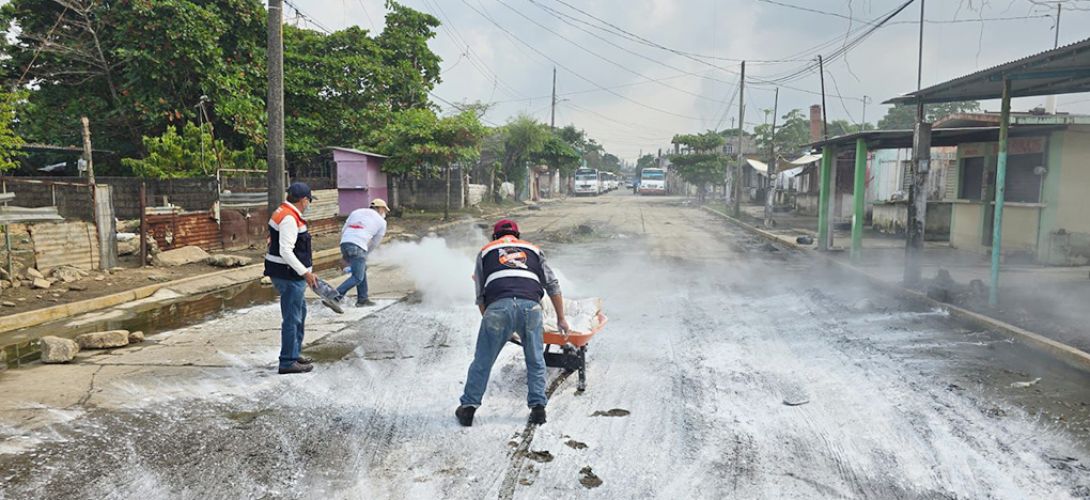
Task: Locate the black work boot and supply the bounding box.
[278,361,314,375]
[455,405,476,427]
[528,405,546,425]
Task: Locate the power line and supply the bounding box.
[502,1,737,104]
[758,0,1053,24]
[460,0,707,121]
[421,0,529,101]
[545,0,801,64]
[283,0,334,34]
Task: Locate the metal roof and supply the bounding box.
[805,125,1064,150]
[323,146,389,158]
[886,37,1090,105]
[933,112,1090,128]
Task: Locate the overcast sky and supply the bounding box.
[294,0,1090,161]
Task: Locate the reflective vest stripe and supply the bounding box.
[480,241,541,258]
[267,219,308,233]
[484,269,540,287]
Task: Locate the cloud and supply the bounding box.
[289,0,1090,160]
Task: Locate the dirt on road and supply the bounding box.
[2,193,1090,499]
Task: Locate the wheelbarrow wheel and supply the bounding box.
[576,346,587,392]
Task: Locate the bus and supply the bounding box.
[600,171,617,192]
[638,168,667,195]
[573,168,602,196]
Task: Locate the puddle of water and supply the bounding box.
[301,342,358,363]
[3,261,344,369]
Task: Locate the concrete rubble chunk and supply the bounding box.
[117,238,139,256]
[40,336,80,363]
[128,331,145,343]
[74,330,130,349]
[26,268,44,280]
[31,278,51,289]
[207,254,253,268]
[153,246,210,267]
[2,300,15,307]
[52,266,83,283]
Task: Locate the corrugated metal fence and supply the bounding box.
[28,221,100,272]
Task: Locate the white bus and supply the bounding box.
[574,168,602,196]
[600,171,617,191]
[638,168,667,195]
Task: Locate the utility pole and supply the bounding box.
[550,67,558,198]
[267,0,286,212]
[733,61,745,218]
[817,55,828,139]
[904,0,928,286]
[817,55,833,249]
[764,88,779,228]
[550,67,557,129]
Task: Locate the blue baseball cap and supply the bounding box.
[287,182,314,201]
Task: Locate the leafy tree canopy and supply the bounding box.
[878,101,981,130]
[0,90,26,172]
[121,123,264,179]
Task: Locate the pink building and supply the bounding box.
[327,147,389,216]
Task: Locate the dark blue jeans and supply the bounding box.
[271,277,307,369]
[336,243,368,302]
[460,298,547,408]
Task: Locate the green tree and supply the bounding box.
[753,109,811,159]
[0,90,25,172]
[878,101,981,130]
[369,107,486,210]
[498,115,548,197]
[0,0,266,156]
[121,122,264,179]
[285,3,442,162]
[670,131,727,202]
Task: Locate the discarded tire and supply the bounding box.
[796,236,814,245]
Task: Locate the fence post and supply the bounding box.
[92,184,118,270]
[140,182,148,267]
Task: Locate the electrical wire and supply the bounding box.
[460,0,707,121]
[502,1,737,103]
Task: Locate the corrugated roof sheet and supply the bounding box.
[886,37,1090,104]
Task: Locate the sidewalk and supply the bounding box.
[730,203,1090,357]
[1,199,552,366]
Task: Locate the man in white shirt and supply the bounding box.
[336,198,389,306]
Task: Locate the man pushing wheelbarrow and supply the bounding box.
[456,219,569,427]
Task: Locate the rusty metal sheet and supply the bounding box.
[28,221,99,272]
[146,210,223,252]
[220,207,269,251]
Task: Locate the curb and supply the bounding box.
[3,201,558,337]
[0,247,343,336]
[700,205,1090,372]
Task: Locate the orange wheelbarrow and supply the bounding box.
[542,311,608,392]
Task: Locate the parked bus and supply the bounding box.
[573,168,602,196]
[638,168,667,195]
[600,171,617,192]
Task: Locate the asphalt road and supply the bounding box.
[3,193,1090,499]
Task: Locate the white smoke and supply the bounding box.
[376,234,480,307]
